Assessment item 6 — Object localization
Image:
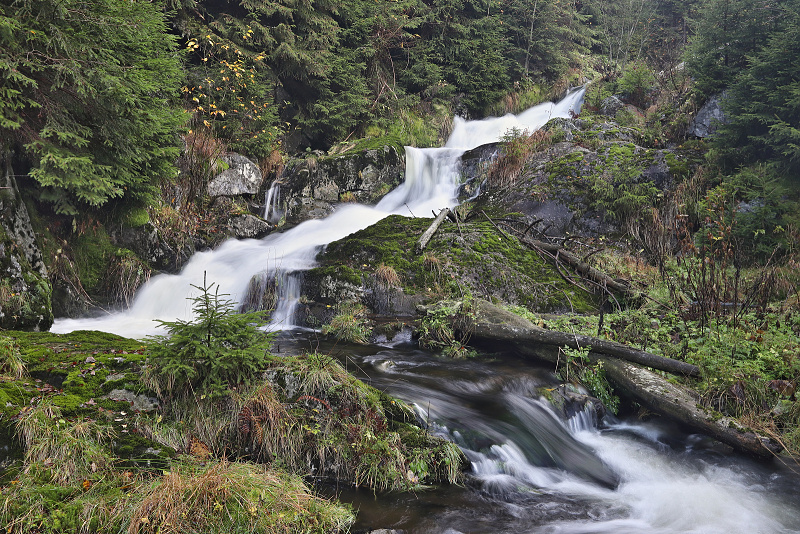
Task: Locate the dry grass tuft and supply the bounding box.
[375,263,401,288]
[128,461,353,534]
[16,403,114,485]
[487,129,552,189]
[234,383,301,462]
[103,254,152,308]
[0,335,26,379]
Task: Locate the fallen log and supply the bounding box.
[518,236,636,298]
[479,211,635,299]
[457,299,779,459]
[417,208,451,252]
[601,357,781,459]
[466,299,700,377]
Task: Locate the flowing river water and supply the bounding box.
[50,88,800,532]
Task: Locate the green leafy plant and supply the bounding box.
[145,277,274,400]
[557,345,620,414]
[418,298,476,359]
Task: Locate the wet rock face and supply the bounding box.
[114,223,195,273]
[0,167,53,331]
[275,145,405,226]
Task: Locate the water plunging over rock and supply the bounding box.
[51,87,587,337]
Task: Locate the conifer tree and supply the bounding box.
[0,0,185,213]
[715,0,800,175]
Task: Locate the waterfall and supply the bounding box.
[263,182,282,223]
[51,87,586,337]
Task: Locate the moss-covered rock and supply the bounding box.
[0,164,53,331]
[307,214,597,320]
[478,115,704,242]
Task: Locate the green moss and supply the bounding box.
[318,215,596,313]
[341,134,404,155]
[307,265,362,287]
[121,207,150,228]
[72,228,116,293]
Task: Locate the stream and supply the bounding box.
[50,87,800,532]
[307,334,800,534]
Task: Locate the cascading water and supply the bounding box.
[51,87,586,337]
[46,85,800,533]
[334,344,800,534]
[263,182,282,223]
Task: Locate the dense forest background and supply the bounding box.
[2,0,797,223]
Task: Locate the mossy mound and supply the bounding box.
[0,329,465,533]
[312,214,597,315]
[475,114,704,241]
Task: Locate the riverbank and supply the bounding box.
[0,325,464,533]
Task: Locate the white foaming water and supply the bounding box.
[263,182,282,223]
[446,396,800,533]
[51,88,586,337]
[539,427,800,534]
[445,88,585,149]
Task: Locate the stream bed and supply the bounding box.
[289,333,800,534]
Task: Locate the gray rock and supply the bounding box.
[228,214,271,239]
[600,95,625,116]
[543,117,586,142]
[688,92,728,138]
[277,145,404,226]
[113,222,195,273]
[103,389,160,412]
[0,161,53,330]
[207,154,263,197]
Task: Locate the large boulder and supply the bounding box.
[0,161,53,330]
[475,116,702,240]
[207,154,263,197]
[274,145,405,226]
[600,95,625,116]
[688,92,728,138]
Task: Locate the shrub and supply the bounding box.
[617,60,655,109]
[322,301,371,344]
[487,128,552,188]
[145,277,274,400]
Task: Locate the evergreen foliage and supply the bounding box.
[714,0,800,176]
[0,0,185,213]
[146,278,274,400]
[684,0,783,97]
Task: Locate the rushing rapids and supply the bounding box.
[49,87,800,533]
[321,339,800,534]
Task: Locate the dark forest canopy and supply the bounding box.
[0,0,797,214]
